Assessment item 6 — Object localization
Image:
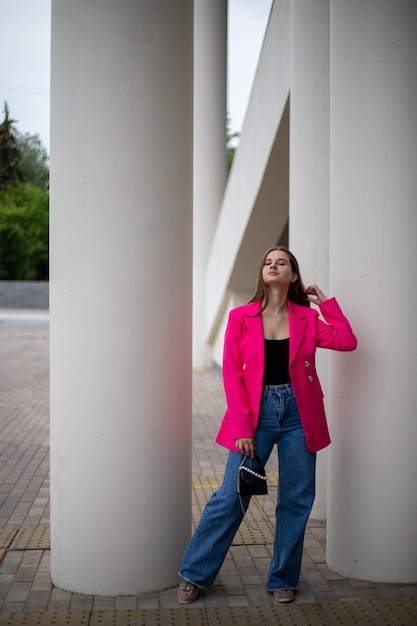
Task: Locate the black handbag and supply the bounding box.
[238,453,268,496]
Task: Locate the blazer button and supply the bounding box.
[304,360,310,367]
[308,375,313,382]
[243,363,246,370]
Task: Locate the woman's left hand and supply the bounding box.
[305,284,328,305]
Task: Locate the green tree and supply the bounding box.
[0,102,21,188]
[0,184,49,280]
[17,131,49,191]
[0,102,49,280]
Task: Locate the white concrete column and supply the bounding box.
[289,0,330,520]
[193,0,227,368]
[327,0,417,582]
[49,0,193,594]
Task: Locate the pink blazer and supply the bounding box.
[215,298,357,453]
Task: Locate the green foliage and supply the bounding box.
[0,184,49,280]
[0,102,22,188]
[17,131,49,191]
[0,102,49,280]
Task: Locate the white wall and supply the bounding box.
[50,0,193,594]
[327,0,417,582]
[289,0,331,520]
[193,0,228,368]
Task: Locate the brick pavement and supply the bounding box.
[0,311,416,624]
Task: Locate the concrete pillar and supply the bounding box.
[49,0,193,594]
[289,0,330,520]
[193,0,227,368]
[327,0,417,582]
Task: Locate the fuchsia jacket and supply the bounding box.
[215,298,357,453]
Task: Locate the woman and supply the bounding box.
[178,246,357,604]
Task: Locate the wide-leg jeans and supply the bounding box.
[179,383,317,591]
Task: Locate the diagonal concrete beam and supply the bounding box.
[205,0,290,342]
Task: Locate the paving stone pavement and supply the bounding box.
[0,310,416,624]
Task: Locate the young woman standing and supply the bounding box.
[178,247,357,604]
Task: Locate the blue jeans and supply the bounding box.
[179,383,316,591]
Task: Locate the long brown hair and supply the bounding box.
[248,246,310,314]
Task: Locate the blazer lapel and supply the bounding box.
[244,304,264,366]
[288,300,308,365]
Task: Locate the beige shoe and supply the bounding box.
[273,588,295,603]
[178,579,199,604]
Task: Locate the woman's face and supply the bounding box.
[261,249,297,287]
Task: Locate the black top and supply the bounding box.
[263,338,290,385]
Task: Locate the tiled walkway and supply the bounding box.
[0,311,416,624]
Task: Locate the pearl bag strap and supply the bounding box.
[237,455,268,531]
[239,465,268,481]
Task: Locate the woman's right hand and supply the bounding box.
[305,284,328,304]
[235,438,255,458]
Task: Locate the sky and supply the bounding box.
[0,0,273,154]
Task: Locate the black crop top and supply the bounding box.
[263,338,290,385]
